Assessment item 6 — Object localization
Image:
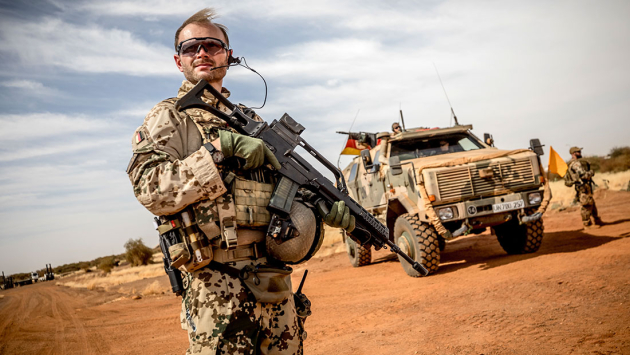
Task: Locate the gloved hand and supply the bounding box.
[219,130,281,170]
[318,200,355,233]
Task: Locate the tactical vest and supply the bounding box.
[159,97,275,271]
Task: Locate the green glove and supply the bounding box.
[318,200,356,233]
[219,130,281,170]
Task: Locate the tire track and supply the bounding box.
[49,288,67,355]
[0,292,20,354]
[53,287,90,355]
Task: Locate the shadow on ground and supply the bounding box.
[369,216,630,275]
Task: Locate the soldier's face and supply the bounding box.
[574,151,582,159]
[174,23,229,84]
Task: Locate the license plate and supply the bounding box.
[492,199,525,213]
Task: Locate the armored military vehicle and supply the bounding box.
[340,124,549,276]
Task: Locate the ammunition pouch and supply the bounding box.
[233,177,273,227]
[159,213,213,273]
[168,242,190,269]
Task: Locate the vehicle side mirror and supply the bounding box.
[529,138,544,156]
[484,133,494,147]
[360,149,373,170]
[389,156,403,176]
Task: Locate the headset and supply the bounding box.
[192,45,267,109]
[223,50,267,109]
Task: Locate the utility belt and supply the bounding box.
[159,175,274,273]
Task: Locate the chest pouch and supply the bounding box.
[233,176,274,227]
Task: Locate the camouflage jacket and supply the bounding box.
[564,158,594,188]
[127,80,243,237]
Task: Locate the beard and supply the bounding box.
[182,58,228,84]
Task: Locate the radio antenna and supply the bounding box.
[433,62,460,126]
[399,103,406,131]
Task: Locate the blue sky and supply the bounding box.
[1,0,629,275]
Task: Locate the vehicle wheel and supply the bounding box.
[393,214,440,277]
[493,210,544,254]
[345,235,372,267]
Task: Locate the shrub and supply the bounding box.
[98,257,116,274]
[124,238,153,267]
[79,262,91,273]
[584,146,630,174]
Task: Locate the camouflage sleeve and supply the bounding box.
[574,160,594,180]
[127,103,227,216]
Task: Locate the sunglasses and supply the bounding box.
[177,37,228,57]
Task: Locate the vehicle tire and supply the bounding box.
[345,235,372,267]
[493,210,544,254]
[393,214,440,277]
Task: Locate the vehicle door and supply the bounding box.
[364,146,387,208]
[346,161,361,202]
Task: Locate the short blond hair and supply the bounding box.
[174,8,230,51]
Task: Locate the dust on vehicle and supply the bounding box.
[340,124,551,276]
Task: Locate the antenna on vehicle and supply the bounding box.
[433,62,460,127]
[399,103,407,131]
[337,109,361,169]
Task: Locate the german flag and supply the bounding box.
[340,138,378,155]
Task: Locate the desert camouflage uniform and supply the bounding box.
[127,80,304,354]
[564,158,600,226]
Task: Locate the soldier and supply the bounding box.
[564,147,603,227]
[391,122,402,134]
[127,8,353,355]
[439,140,450,153]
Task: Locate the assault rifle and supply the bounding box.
[175,79,428,276]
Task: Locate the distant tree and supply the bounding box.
[98,257,116,274]
[584,146,630,174]
[610,146,630,159]
[124,238,153,267]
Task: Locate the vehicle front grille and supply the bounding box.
[435,159,535,201]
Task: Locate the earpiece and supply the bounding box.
[228,55,241,65]
[228,49,241,65]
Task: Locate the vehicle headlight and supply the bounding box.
[437,207,454,220]
[528,192,542,205]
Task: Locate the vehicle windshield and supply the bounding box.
[390,133,484,161]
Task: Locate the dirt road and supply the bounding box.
[1,190,629,355]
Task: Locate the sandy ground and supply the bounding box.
[1,190,629,355]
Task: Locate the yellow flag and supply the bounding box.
[548,146,568,177]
